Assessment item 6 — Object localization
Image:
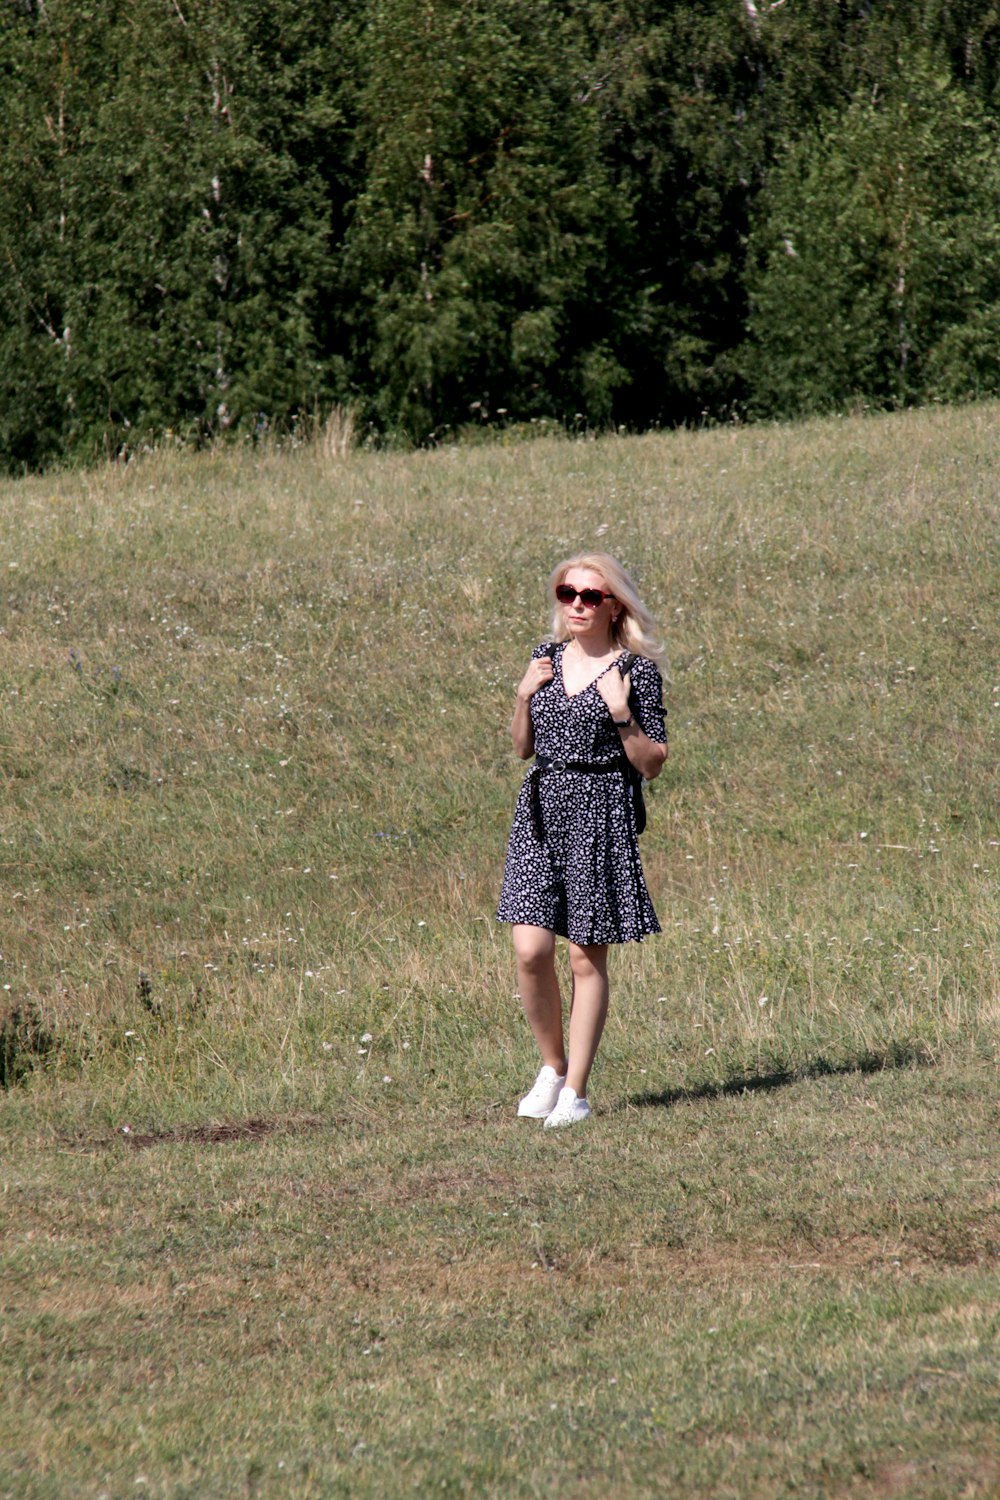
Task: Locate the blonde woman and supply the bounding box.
[497,554,668,1127]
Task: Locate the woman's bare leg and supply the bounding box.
[565,942,609,1097]
[512,924,567,1073]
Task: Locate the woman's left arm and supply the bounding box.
[596,661,668,780]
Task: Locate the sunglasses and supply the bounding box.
[555,584,616,609]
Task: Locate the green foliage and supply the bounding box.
[341,0,623,439]
[0,0,349,468]
[0,1001,52,1087]
[6,2,1000,465]
[744,53,1000,417]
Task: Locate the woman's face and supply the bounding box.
[558,567,618,646]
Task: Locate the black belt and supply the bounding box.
[528,753,628,841]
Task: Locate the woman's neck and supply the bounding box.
[565,634,618,662]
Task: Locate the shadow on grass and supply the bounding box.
[623,1041,935,1113]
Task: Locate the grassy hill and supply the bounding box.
[1,408,998,1497]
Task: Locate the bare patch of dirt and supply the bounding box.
[395,1168,520,1204]
[110,1114,326,1151]
[838,1452,1000,1499]
[908,1217,1000,1269]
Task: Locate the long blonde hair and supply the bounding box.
[548,553,663,664]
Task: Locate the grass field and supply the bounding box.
[1,406,998,1497]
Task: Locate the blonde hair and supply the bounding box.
[548,553,663,664]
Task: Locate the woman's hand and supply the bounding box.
[595,669,630,721]
[597,670,667,780]
[516,655,554,702]
[511,653,552,758]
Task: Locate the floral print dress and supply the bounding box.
[496,642,666,945]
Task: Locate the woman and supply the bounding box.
[496,553,668,1127]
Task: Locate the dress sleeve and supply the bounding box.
[531,641,554,661]
[628,656,667,744]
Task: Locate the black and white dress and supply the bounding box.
[496,642,666,945]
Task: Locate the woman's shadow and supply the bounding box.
[622,1040,933,1113]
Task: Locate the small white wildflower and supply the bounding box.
[360,1032,373,1044]
[322,1042,333,1052]
[382,1075,392,1084]
[758,995,769,1007]
[125,1030,136,1037]
[704,1047,716,1056]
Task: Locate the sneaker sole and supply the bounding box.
[543,1108,592,1129]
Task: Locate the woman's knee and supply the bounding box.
[568,942,608,981]
[513,925,556,975]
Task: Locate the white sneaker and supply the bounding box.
[543,1086,592,1129]
[517,1065,567,1118]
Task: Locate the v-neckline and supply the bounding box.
[558,642,625,700]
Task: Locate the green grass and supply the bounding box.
[1,406,998,1497]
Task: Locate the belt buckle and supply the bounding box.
[550,758,567,771]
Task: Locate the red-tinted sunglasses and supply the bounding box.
[555,584,615,609]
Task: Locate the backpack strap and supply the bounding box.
[617,653,646,833]
[619,652,639,713]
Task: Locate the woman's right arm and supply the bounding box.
[510,654,554,759]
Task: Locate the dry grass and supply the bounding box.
[1,404,999,1496]
[3,1059,999,1498]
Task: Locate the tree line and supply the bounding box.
[3,0,1000,471]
